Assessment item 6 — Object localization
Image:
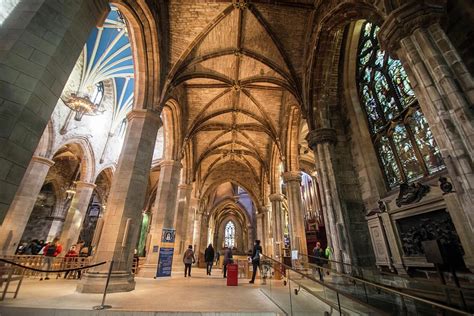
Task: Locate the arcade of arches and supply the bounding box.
[0,0,472,295]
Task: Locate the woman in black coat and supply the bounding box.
[204,244,215,275]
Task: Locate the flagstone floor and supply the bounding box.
[0,268,284,316]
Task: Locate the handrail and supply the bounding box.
[294,256,471,315]
[301,253,473,292]
[301,253,356,269]
[261,254,389,315]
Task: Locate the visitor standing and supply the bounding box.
[222,246,233,278]
[204,243,215,276]
[325,245,333,275]
[249,240,262,284]
[40,237,62,281]
[313,242,325,281]
[183,245,195,277]
[63,245,78,279]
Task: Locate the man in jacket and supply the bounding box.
[249,240,262,284]
[40,237,62,281]
[313,242,325,281]
[204,244,215,276]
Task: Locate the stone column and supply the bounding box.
[139,160,181,277]
[269,193,284,259]
[198,213,209,265]
[77,109,161,293]
[0,156,54,255]
[307,128,352,267]
[174,184,193,255]
[192,211,203,250]
[184,197,198,248]
[59,181,96,253]
[379,2,474,270]
[282,171,308,256]
[0,0,109,223]
[256,212,264,251]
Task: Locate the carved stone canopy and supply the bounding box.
[395,182,430,207]
[378,1,446,54]
[305,128,337,150]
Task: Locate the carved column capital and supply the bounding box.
[269,193,285,202]
[178,183,192,191]
[378,1,446,54]
[75,181,97,190]
[306,128,337,149]
[282,171,301,183]
[126,109,162,126]
[158,159,182,169]
[31,156,55,167]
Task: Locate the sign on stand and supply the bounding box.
[156,247,174,277]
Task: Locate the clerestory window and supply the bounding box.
[356,21,445,189]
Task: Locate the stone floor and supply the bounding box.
[0,268,285,316]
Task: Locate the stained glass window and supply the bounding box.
[224,221,235,248]
[356,21,444,189]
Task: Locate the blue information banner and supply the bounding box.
[156,247,174,277]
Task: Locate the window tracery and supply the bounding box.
[224,221,235,248]
[357,22,444,189]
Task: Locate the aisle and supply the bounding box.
[0,268,281,315]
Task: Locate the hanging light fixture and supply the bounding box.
[61,82,105,121]
[65,183,76,200]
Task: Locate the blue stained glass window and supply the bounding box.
[357,21,445,189]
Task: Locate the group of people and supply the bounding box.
[182,240,263,284]
[15,237,90,281]
[312,241,332,281]
[16,239,46,255]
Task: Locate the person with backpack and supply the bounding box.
[40,237,62,281]
[204,244,215,276]
[183,245,195,277]
[249,240,263,284]
[222,246,233,278]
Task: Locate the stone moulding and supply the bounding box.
[395,182,430,207]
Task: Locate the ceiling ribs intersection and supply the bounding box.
[167,2,302,194]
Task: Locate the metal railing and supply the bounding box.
[287,254,472,315]
[301,253,473,312]
[260,254,388,315]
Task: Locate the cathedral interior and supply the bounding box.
[0,0,473,315]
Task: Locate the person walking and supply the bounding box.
[204,244,215,276]
[183,245,195,277]
[40,237,62,281]
[222,246,233,278]
[313,242,325,281]
[249,240,263,284]
[215,251,220,266]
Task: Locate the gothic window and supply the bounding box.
[224,221,235,248]
[356,22,444,189]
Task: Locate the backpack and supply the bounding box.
[185,249,193,260]
[45,244,57,257]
